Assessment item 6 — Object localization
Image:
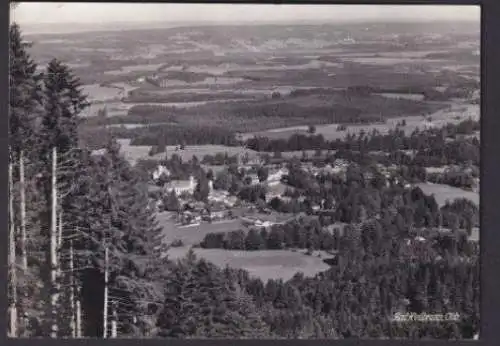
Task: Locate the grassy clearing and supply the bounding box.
[157,211,245,246]
[161,145,258,161]
[116,139,152,165]
[117,138,259,165]
[82,102,133,118]
[165,247,331,282]
[103,63,164,75]
[157,209,298,247]
[81,84,123,103]
[377,93,425,101]
[416,182,479,207]
[341,57,450,65]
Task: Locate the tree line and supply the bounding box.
[246,120,479,167]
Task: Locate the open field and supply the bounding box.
[117,138,261,164]
[82,102,133,117]
[341,57,447,65]
[157,212,245,246]
[117,136,330,165]
[439,227,480,242]
[416,182,479,207]
[104,63,164,75]
[153,144,258,162]
[157,209,299,246]
[165,247,331,282]
[116,139,152,164]
[81,84,124,103]
[376,92,425,101]
[243,101,479,141]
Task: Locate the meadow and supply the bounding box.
[81,84,124,103]
[115,136,336,166]
[103,63,165,75]
[153,144,258,162]
[415,182,479,207]
[165,247,331,282]
[157,211,245,246]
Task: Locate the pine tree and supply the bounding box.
[156,254,272,338]
[66,139,164,336]
[9,23,41,161]
[9,22,44,337]
[40,59,88,153]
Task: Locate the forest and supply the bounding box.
[8,23,479,340]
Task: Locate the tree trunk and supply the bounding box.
[57,211,63,251]
[76,297,82,338]
[56,210,63,315]
[9,161,18,338]
[103,246,109,339]
[69,240,76,338]
[19,151,29,336]
[111,304,117,338]
[50,147,59,338]
[19,150,27,272]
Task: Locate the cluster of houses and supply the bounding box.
[148,156,416,226]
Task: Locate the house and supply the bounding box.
[208,190,228,203]
[204,207,227,221]
[223,196,238,207]
[332,159,349,174]
[422,120,436,129]
[152,165,171,182]
[265,182,287,202]
[165,175,196,196]
[254,220,275,228]
[276,196,292,203]
[91,148,107,157]
[267,167,289,185]
[247,173,260,185]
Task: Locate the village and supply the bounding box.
[148,152,400,234]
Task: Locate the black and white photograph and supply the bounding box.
[8,2,480,340]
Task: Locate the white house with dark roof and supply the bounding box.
[165,175,196,196]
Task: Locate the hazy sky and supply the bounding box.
[12,2,480,25]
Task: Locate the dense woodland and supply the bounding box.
[246,121,479,165]
[8,23,479,339]
[80,83,452,148]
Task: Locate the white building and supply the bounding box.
[267,168,289,185]
[246,173,260,185]
[152,165,171,182]
[165,176,196,196]
[422,120,436,129]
